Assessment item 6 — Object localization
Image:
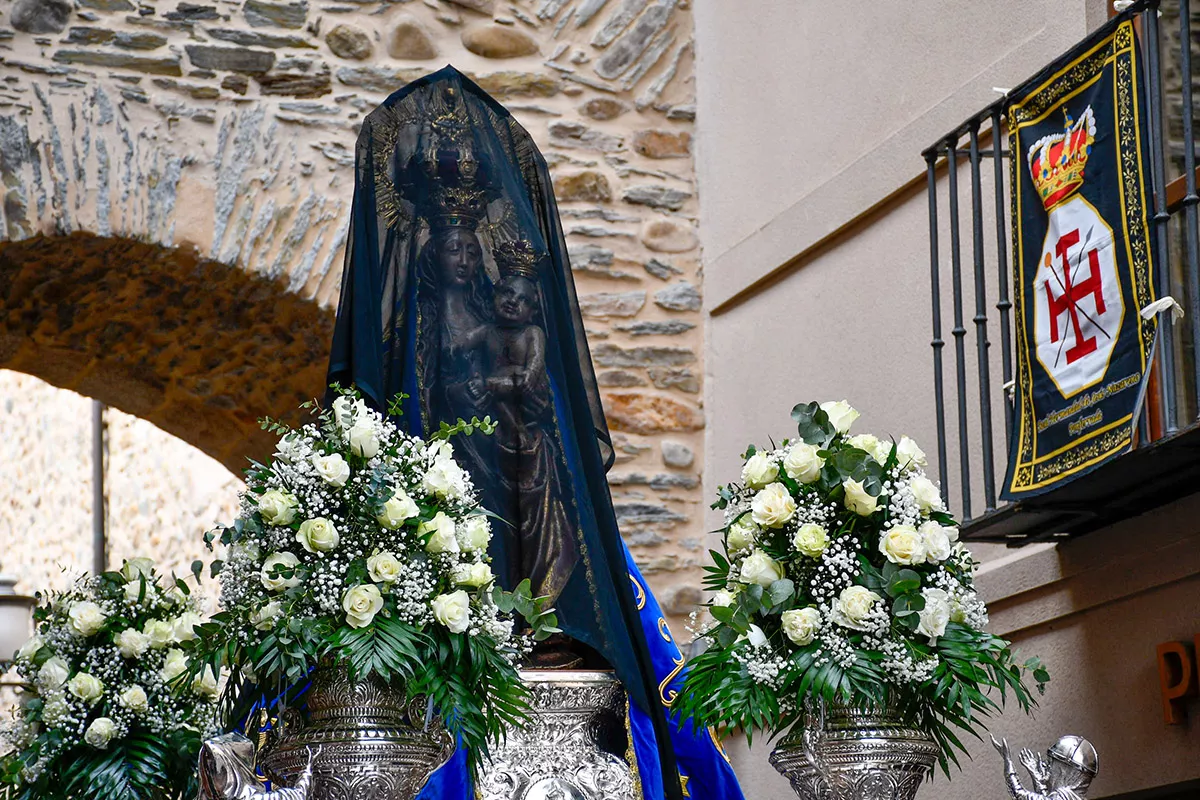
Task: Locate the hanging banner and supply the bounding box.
[1002,17,1158,501]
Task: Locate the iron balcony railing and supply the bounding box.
[923,0,1200,543]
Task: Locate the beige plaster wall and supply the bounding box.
[695,0,1105,312]
[693,1,1200,797]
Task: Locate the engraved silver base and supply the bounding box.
[769,701,939,800]
[260,666,454,800]
[477,670,637,800]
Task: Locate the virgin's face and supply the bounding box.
[436,228,483,287]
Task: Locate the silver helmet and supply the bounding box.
[1047,735,1098,776]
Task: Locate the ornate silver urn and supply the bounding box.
[769,700,939,800]
[477,670,637,800]
[259,665,454,800]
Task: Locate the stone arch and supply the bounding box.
[0,233,333,473]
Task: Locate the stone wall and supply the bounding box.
[0,0,705,620]
[0,370,240,602]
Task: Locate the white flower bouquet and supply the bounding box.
[672,401,1049,772]
[1,559,217,800]
[187,388,555,767]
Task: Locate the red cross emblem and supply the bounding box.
[1044,227,1109,366]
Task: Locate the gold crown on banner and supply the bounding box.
[1026,106,1096,211]
[493,239,540,279]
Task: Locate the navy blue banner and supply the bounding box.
[1002,18,1158,500]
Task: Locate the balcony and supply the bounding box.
[924,0,1200,544]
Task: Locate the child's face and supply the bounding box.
[495,276,537,326]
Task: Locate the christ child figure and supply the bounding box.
[461,241,579,608]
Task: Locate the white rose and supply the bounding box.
[847,434,887,465]
[917,588,952,643]
[792,523,830,558]
[251,601,283,631]
[831,585,881,631]
[342,584,384,629]
[296,517,340,554]
[738,550,785,588]
[68,672,104,704]
[192,666,220,698]
[783,442,824,483]
[423,459,467,500]
[258,490,299,526]
[38,657,70,690]
[274,433,304,462]
[67,601,108,637]
[428,439,455,463]
[725,517,758,553]
[261,552,302,592]
[452,562,494,588]
[143,619,176,649]
[919,522,952,563]
[741,453,779,490]
[311,453,350,488]
[843,478,879,517]
[377,489,419,529]
[115,629,152,660]
[820,400,860,434]
[347,421,380,459]
[750,483,797,528]
[895,436,927,468]
[431,591,471,634]
[745,624,768,648]
[710,590,735,608]
[908,475,944,513]
[168,613,199,644]
[160,649,189,683]
[879,525,925,565]
[119,685,149,713]
[419,513,460,554]
[84,717,118,749]
[781,607,821,646]
[459,516,492,552]
[124,579,152,605]
[331,394,361,430]
[367,552,404,584]
[120,558,155,582]
[15,635,43,662]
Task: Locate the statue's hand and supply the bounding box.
[1019,749,1044,776]
[991,735,1010,759]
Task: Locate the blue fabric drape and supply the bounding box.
[325,66,743,800]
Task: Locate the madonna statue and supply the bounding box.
[327,66,743,800]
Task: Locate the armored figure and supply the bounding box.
[992,734,1098,800]
[198,732,316,800]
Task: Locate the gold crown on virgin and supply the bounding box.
[428,182,488,230]
[493,239,540,279]
[1027,106,1096,211]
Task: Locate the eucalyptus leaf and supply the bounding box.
[790,402,836,447]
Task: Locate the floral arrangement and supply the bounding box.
[187,388,555,768]
[673,401,1049,772]
[1,559,217,800]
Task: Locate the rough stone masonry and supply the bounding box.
[0,0,707,622]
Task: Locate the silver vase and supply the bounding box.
[769,701,939,800]
[260,665,455,800]
[476,670,637,800]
